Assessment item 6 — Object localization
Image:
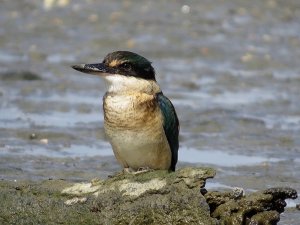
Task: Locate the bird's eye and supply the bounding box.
[121,63,131,70]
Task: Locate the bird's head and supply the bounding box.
[72,51,158,93]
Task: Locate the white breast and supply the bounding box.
[103,92,171,170]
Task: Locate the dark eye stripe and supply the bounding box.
[102,51,156,80]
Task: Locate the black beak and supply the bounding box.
[71,63,116,76]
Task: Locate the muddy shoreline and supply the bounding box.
[1,0,300,223]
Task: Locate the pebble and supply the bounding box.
[181,5,190,14]
[232,187,245,199]
[29,133,37,140]
[40,139,49,144]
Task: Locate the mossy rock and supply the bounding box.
[0,167,297,225]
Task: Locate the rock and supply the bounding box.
[203,186,298,225]
[0,167,297,224]
[62,167,217,225]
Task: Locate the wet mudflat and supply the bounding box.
[0,0,300,224]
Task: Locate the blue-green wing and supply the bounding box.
[156,92,179,171]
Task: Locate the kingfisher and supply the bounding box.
[72,51,179,172]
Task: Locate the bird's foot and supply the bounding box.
[136,167,154,174]
[123,167,153,175]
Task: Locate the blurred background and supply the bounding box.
[0,0,300,223]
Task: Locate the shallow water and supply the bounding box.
[0,0,300,223]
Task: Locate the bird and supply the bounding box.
[72,51,179,172]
